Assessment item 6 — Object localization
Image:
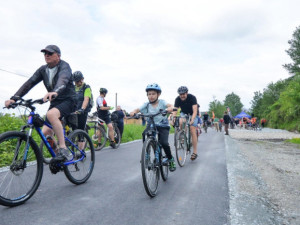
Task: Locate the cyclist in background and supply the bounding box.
[130,83,176,172]
[73,71,93,148]
[96,88,116,148]
[4,45,75,162]
[173,86,199,161]
[203,111,209,130]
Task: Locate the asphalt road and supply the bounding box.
[1,128,229,225]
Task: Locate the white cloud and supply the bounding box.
[0,0,299,116]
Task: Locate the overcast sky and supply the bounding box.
[0,0,299,115]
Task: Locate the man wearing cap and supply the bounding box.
[5,45,75,163]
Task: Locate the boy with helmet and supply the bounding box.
[96,87,116,148]
[130,83,176,172]
[173,86,199,160]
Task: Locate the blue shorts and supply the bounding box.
[180,113,198,127]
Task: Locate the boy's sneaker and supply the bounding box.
[168,158,176,172]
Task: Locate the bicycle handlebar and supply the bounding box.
[4,98,45,110]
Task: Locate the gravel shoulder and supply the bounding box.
[226,128,300,225]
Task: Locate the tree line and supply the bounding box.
[207,26,300,132]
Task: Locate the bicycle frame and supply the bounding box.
[180,114,192,150]
[24,111,85,166]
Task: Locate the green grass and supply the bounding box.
[0,114,175,165]
[286,138,300,145]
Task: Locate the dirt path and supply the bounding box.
[226,128,300,225]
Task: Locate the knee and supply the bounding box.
[108,124,113,130]
[46,108,60,121]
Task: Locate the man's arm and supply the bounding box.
[52,62,72,95]
[13,67,43,99]
[190,104,198,124]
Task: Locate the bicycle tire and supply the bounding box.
[141,138,159,197]
[89,122,107,151]
[160,154,168,181]
[175,130,187,167]
[0,131,43,207]
[64,129,95,185]
[111,125,121,149]
[186,128,192,152]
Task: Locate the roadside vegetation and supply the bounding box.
[206,26,300,132]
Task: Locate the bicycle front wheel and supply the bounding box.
[175,130,187,167]
[64,129,95,185]
[0,131,43,207]
[141,138,159,197]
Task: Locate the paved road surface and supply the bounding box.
[1,129,229,225]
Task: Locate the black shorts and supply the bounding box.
[45,99,75,123]
[99,114,111,124]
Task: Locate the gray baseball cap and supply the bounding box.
[41,45,61,55]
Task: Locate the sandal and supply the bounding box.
[191,153,198,160]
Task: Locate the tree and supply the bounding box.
[208,96,225,118]
[283,26,300,75]
[223,92,243,117]
[250,91,263,117]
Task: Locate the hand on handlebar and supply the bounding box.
[43,92,57,103]
[75,108,84,115]
[4,99,15,108]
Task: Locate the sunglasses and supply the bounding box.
[44,52,54,56]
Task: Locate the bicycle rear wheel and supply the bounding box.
[64,129,95,185]
[112,125,121,149]
[141,138,159,197]
[0,131,43,206]
[160,154,168,181]
[88,122,107,151]
[175,130,187,167]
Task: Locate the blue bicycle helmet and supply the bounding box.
[145,83,162,93]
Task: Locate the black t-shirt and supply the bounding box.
[203,114,209,121]
[174,94,197,115]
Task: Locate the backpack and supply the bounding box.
[111,111,119,122]
[83,83,94,112]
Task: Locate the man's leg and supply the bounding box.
[46,108,66,149]
[107,123,114,142]
[190,126,197,154]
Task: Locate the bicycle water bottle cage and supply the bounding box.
[32,114,45,127]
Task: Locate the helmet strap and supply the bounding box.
[149,97,158,104]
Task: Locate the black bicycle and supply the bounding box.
[130,110,170,197]
[0,98,95,207]
[86,112,121,151]
[173,114,192,167]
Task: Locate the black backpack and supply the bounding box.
[83,83,94,112]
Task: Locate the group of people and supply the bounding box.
[4,44,201,173]
[4,45,125,162]
[201,108,232,135]
[130,84,200,172]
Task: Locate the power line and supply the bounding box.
[0,68,29,78]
